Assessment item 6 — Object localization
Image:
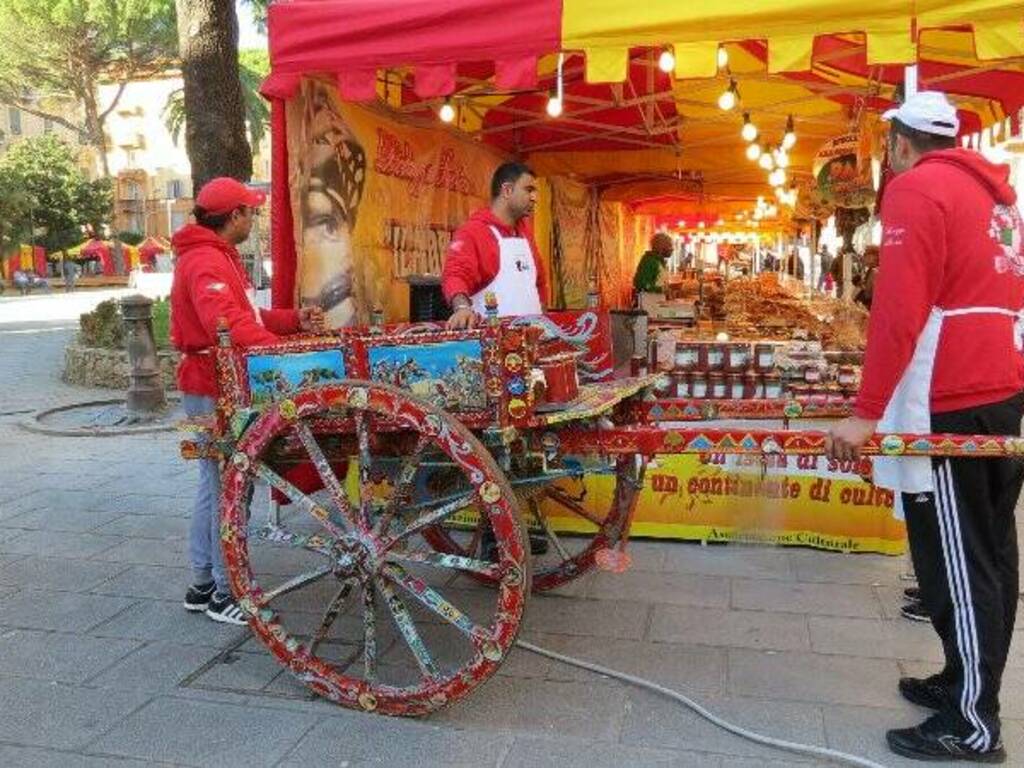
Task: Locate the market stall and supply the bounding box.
[262,1,1024,553]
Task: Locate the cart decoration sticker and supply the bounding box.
[247,349,346,404]
[879,435,905,455]
[511,310,613,382]
[369,339,486,411]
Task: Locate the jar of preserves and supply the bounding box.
[803,365,823,384]
[690,372,709,399]
[709,372,727,399]
[674,342,700,371]
[754,342,776,372]
[763,373,783,399]
[725,343,751,372]
[727,373,745,399]
[672,371,691,399]
[631,354,648,377]
[837,365,857,388]
[702,343,726,371]
[744,370,760,399]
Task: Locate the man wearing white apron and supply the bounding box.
[442,162,549,558]
[828,92,1024,763]
[442,162,546,329]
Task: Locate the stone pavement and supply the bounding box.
[0,292,1022,767]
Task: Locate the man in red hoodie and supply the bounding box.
[828,92,1024,762]
[171,177,319,625]
[442,161,548,329]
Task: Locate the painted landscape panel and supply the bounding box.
[247,349,347,404]
[368,340,487,410]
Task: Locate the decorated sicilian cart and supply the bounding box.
[181,301,1024,717]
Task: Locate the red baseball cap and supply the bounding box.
[195,177,266,215]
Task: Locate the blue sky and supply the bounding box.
[237,1,268,50]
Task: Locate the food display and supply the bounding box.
[647,272,867,399]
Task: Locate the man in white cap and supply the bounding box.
[828,91,1024,762]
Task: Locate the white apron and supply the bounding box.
[874,305,1024,519]
[470,226,543,317]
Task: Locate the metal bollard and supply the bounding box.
[120,294,167,417]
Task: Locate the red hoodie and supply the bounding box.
[855,149,1024,419]
[170,224,300,396]
[441,208,549,307]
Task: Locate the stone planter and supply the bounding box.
[63,343,179,391]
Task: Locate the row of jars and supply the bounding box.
[660,341,778,374]
[654,370,786,400]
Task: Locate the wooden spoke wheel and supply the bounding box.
[219,382,529,717]
[422,455,646,592]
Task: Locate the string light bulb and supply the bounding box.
[438,98,456,124]
[546,95,563,117]
[658,48,675,73]
[718,79,738,111]
[745,143,762,161]
[546,52,565,118]
[741,113,758,142]
[769,167,787,187]
[773,147,789,169]
[758,148,775,170]
[717,46,729,69]
[782,114,797,150]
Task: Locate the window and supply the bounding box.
[8,107,21,135]
[166,179,184,199]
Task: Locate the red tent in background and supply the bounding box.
[32,246,46,277]
[138,236,168,270]
[80,239,115,276]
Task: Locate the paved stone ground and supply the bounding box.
[1,291,1022,767]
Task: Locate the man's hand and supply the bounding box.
[298,305,324,332]
[826,416,878,462]
[446,306,479,331]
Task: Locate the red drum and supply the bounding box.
[539,353,580,403]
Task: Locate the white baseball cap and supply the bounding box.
[882,91,960,137]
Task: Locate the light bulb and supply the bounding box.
[717,46,729,69]
[774,149,789,169]
[677,219,686,228]
[546,95,563,118]
[439,100,455,123]
[775,186,785,199]
[769,168,786,187]
[658,49,675,73]
[758,150,774,170]
[741,113,758,142]
[782,115,796,149]
[745,143,761,161]
[718,79,738,111]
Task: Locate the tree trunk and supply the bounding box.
[175,0,252,194]
[81,88,111,178]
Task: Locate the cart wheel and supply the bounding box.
[422,455,645,592]
[219,382,529,717]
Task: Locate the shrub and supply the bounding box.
[78,297,171,349]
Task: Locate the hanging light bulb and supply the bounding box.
[758,148,774,170]
[741,113,758,142]
[782,114,797,150]
[658,48,676,73]
[718,79,738,111]
[547,51,565,118]
[717,46,729,69]
[774,186,785,200]
[745,143,762,162]
[773,147,789,169]
[769,168,787,187]
[438,98,456,124]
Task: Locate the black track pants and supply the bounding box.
[902,392,1024,748]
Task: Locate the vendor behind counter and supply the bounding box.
[633,232,674,295]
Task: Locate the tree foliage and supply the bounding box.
[0,0,178,175]
[163,48,270,154]
[175,0,252,189]
[0,134,112,252]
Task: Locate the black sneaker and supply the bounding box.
[899,675,948,711]
[902,599,931,622]
[887,714,1005,763]
[904,586,922,602]
[205,593,249,625]
[183,581,216,612]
